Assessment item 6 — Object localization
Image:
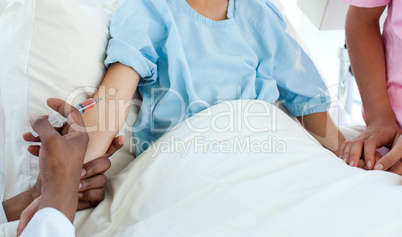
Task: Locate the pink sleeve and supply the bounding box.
[342,0,391,8]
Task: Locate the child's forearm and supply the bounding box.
[82,63,140,163]
[297,112,345,156]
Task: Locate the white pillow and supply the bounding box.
[0,0,136,201]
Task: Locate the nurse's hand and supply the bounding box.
[338,120,400,170]
[374,134,402,174]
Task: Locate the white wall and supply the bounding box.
[281,0,364,123]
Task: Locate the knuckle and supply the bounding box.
[366,137,375,144]
[350,140,359,147]
[85,163,96,176]
[89,201,101,208]
[100,174,108,186]
[32,117,48,127]
[104,159,112,171]
[99,189,106,200]
[380,157,393,167]
[34,117,47,125]
[363,139,372,145]
[81,180,89,189]
[87,189,105,201]
[47,135,62,146]
[349,153,359,161]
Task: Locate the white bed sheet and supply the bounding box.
[1,100,398,236]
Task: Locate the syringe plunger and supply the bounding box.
[31,114,67,137]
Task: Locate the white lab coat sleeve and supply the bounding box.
[0,204,7,224]
[20,208,75,237]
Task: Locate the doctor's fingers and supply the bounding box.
[81,157,111,179]
[46,98,86,131]
[79,135,124,179]
[23,132,41,143]
[78,188,105,202]
[79,174,107,193]
[27,145,40,157]
[105,135,125,157]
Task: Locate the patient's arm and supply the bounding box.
[80,63,140,163]
[297,112,345,157]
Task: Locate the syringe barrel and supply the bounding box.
[31,97,101,137]
[75,98,96,113]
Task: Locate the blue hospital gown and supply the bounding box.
[104,0,331,155]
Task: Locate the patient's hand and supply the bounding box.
[24,133,125,210]
[353,155,381,170]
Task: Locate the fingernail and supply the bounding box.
[29,114,40,122]
[81,169,86,178]
[367,161,372,169]
[349,161,354,166]
[79,183,83,189]
[78,193,83,198]
[374,164,384,170]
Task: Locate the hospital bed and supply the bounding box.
[2,0,401,236]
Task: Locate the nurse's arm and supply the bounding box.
[81,63,140,163]
[342,5,400,169]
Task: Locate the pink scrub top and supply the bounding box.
[343,0,402,125]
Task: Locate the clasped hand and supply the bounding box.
[338,120,402,174]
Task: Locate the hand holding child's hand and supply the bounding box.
[338,121,400,170]
[374,134,402,174]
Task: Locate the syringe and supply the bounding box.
[31,96,107,137]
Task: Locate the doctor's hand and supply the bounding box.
[25,136,124,210]
[338,119,400,170]
[17,98,88,235]
[77,135,124,210]
[24,120,125,210]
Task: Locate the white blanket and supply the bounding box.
[1,100,401,236]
